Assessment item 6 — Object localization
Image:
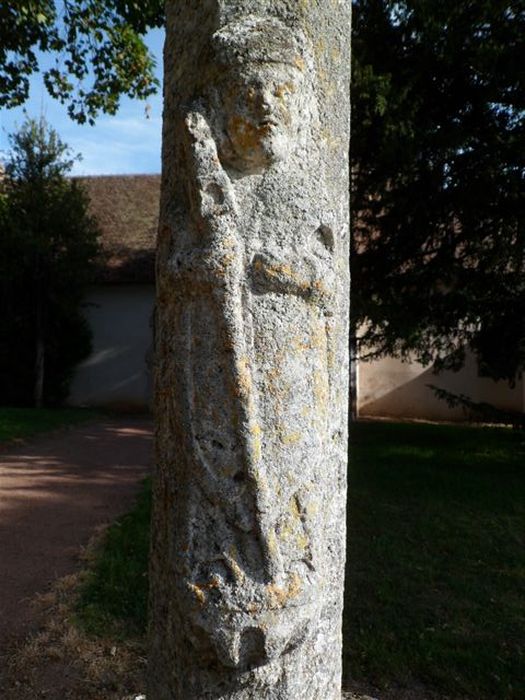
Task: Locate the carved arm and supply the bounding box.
[251,247,335,311]
[168,109,243,292]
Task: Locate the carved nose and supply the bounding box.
[258,88,276,114]
[261,96,272,111]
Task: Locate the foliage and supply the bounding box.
[0,0,163,124]
[0,116,100,406]
[351,0,525,383]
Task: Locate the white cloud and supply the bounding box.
[69,113,162,176]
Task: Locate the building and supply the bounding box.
[69,174,524,420]
[357,349,524,422]
[67,175,159,410]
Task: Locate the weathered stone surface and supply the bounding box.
[150,2,351,698]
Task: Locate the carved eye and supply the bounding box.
[205,182,225,206]
[275,82,295,99]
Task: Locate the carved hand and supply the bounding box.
[184,109,238,225]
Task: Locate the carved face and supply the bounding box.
[219,62,304,172]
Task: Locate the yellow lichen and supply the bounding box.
[306,500,319,518]
[250,423,262,462]
[226,546,244,582]
[227,115,271,154]
[313,369,329,407]
[289,496,301,520]
[234,355,253,399]
[279,520,294,542]
[252,466,269,494]
[294,55,306,72]
[220,253,235,268]
[312,279,328,298]
[292,335,312,352]
[222,236,236,249]
[266,573,302,608]
[275,82,296,99]
[281,431,302,446]
[268,262,295,280]
[285,471,295,485]
[263,357,286,405]
[187,583,207,607]
[288,572,302,598]
[267,529,279,556]
[326,346,336,372]
[315,37,326,59]
[296,533,310,550]
[308,320,327,351]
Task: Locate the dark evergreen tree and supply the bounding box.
[351,0,525,383]
[0,117,100,406]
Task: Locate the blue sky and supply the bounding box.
[0,29,164,176]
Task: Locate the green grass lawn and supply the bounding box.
[345,421,525,698]
[0,407,100,443]
[76,421,525,698]
[76,478,151,639]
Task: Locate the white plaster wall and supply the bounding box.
[68,285,155,409]
[358,349,523,422]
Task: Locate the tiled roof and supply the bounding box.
[76,174,160,284]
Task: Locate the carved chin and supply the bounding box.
[258,135,290,165]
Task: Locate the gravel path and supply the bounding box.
[0,418,152,666]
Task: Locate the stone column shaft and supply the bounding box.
[150,2,351,698]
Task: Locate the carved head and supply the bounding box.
[212,16,311,172]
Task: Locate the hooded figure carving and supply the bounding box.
[166,16,340,670]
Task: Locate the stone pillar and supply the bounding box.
[150,2,351,698]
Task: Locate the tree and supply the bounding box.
[0,1,163,124]
[0,117,100,406]
[351,0,525,384]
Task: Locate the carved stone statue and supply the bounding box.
[150,5,350,699]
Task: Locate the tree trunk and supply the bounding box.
[34,281,45,408]
[150,3,351,698]
[349,331,358,422]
